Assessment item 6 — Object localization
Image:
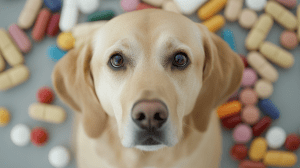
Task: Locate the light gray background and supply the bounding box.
[0,0,300,168]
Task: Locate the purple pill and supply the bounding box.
[232,123,253,144]
[241,68,257,87]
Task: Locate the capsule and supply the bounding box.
[263,151,297,167]
[32,8,52,42]
[44,0,61,12]
[257,99,280,120]
[197,0,227,20]
[221,113,242,130]
[217,100,242,119]
[18,0,43,29]
[249,137,268,162]
[239,160,266,168]
[252,116,272,137]
[47,13,60,37]
[87,10,115,22]
[8,24,32,53]
[202,15,226,33]
[224,0,244,22]
[0,65,30,91]
[29,103,66,124]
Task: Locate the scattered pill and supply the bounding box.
[222,29,236,52]
[77,0,100,14]
[44,0,61,12]
[59,0,79,32]
[284,134,300,151]
[202,15,226,33]
[32,8,52,42]
[276,0,297,9]
[47,45,67,62]
[249,137,268,162]
[221,113,242,130]
[224,0,243,22]
[254,79,273,99]
[265,126,286,149]
[29,102,66,124]
[232,124,253,144]
[37,86,55,104]
[252,116,272,137]
[47,13,61,37]
[10,124,31,147]
[230,144,248,161]
[136,2,159,10]
[239,160,266,168]
[120,0,140,12]
[8,24,32,53]
[31,127,48,147]
[162,0,181,14]
[241,68,257,87]
[239,88,258,105]
[142,0,165,7]
[245,0,267,11]
[173,0,208,15]
[48,146,71,168]
[263,151,297,167]
[239,54,248,67]
[0,51,6,72]
[18,0,43,29]
[217,100,242,119]
[238,8,257,29]
[241,105,260,125]
[87,10,115,22]
[57,32,75,51]
[197,0,227,20]
[258,99,280,120]
[280,31,298,50]
[0,64,30,91]
[0,107,10,127]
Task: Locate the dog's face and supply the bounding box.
[52,9,244,152]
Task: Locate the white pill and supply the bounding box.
[60,0,79,32]
[245,0,267,11]
[77,0,100,14]
[10,124,31,147]
[266,126,286,149]
[173,0,208,15]
[49,146,71,168]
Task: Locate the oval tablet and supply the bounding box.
[47,13,60,37]
[32,8,52,42]
[77,0,100,14]
[232,124,253,144]
[202,15,226,33]
[249,137,268,162]
[263,151,297,167]
[0,52,6,72]
[48,146,71,167]
[10,124,31,147]
[258,99,280,120]
[239,8,257,29]
[239,88,258,105]
[280,31,298,50]
[241,105,260,125]
[221,113,242,130]
[197,0,227,20]
[0,64,30,91]
[29,102,66,124]
[8,24,32,53]
[245,0,267,11]
[224,0,243,22]
[18,0,43,29]
[254,79,273,99]
[173,0,208,15]
[265,126,286,149]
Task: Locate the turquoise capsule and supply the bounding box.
[87,10,115,22]
[222,28,236,52]
[47,45,67,62]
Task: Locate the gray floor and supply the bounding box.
[0,0,300,168]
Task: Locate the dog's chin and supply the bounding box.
[134,144,166,151]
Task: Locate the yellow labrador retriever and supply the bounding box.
[52,9,244,168]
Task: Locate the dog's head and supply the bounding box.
[52,9,244,152]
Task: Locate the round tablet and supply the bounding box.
[254,79,273,99]
[238,9,258,29]
[245,0,267,11]
[230,144,248,161]
[276,0,297,9]
[241,68,258,87]
[57,32,75,51]
[37,86,55,104]
[232,124,253,144]
[266,126,286,149]
[0,107,10,127]
[241,105,260,125]
[284,134,300,151]
[280,31,298,50]
[49,146,71,168]
[31,127,48,147]
[239,88,258,105]
[10,124,31,147]
[120,0,140,12]
[239,54,249,67]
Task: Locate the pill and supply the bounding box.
[0,29,24,66]
[47,45,67,62]
[202,15,226,33]
[254,79,273,99]
[252,116,272,137]
[77,0,100,14]
[136,2,159,10]
[197,0,227,20]
[276,0,297,8]
[8,24,32,53]
[18,0,43,29]
[224,0,243,22]
[239,160,266,168]
[173,0,207,15]
[241,105,260,125]
[245,14,273,51]
[239,88,258,105]
[265,1,297,31]
[142,0,165,7]
[239,54,248,67]
[263,151,297,167]
[57,32,75,51]
[10,124,31,147]
[0,52,6,72]
[32,8,52,42]
[265,126,286,149]
[280,31,298,50]
[221,113,242,130]
[29,102,66,124]
[48,146,71,167]
[162,0,181,14]
[230,144,248,161]
[232,124,253,144]
[222,29,236,52]
[120,0,140,12]
[44,0,62,12]
[238,8,258,29]
[31,127,48,147]
[87,10,115,22]
[37,86,55,104]
[0,64,30,91]
[249,137,268,162]
[245,0,267,11]
[241,68,257,87]
[258,99,280,120]
[259,41,294,69]
[0,107,10,127]
[246,52,278,83]
[217,100,242,119]
[284,133,300,151]
[47,13,61,37]
[59,0,79,32]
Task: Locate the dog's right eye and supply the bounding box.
[110,54,124,68]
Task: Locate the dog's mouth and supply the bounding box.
[141,138,161,145]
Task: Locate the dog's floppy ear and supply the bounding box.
[188,24,244,132]
[51,44,108,139]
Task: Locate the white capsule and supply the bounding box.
[59,0,79,32]
[77,0,100,14]
[266,126,286,149]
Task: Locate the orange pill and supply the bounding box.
[198,0,227,20]
[217,100,242,119]
[32,8,52,42]
[202,15,226,33]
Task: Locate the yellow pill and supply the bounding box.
[0,64,30,91]
[202,15,225,33]
[57,32,75,51]
[0,107,10,127]
[217,100,242,119]
[198,0,227,20]
[29,103,66,124]
[249,137,268,162]
[263,150,297,167]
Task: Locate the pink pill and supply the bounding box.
[280,31,298,50]
[241,68,257,87]
[241,105,260,125]
[276,0,297,8]
[233,123,253,144]
[120,0,140,12]
[239,87,258,105]
[8,24,32,53]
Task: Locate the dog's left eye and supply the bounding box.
[110,54,124,68]
[173,52,188,67]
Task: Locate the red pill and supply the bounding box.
[239,54,248,67]
[221,113,242,130]
[47,13,60,37]
[284,133,300,151]
[31,127,48,146]
[36,86,55,104]
[230,144,248,161]
[239,160,266,168]
[252,116,272,137]
[136,2,159,10]
[32,8,52,41]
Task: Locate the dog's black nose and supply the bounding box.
[131,100,168,131]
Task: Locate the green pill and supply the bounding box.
[87,10,115,22]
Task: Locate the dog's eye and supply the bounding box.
[110,54,124,68]
[173,52,188,67]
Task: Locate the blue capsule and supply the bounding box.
[47,45,67,62]
[258,99,280,120]
[44,0,62,12]
[222,28,236,52]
